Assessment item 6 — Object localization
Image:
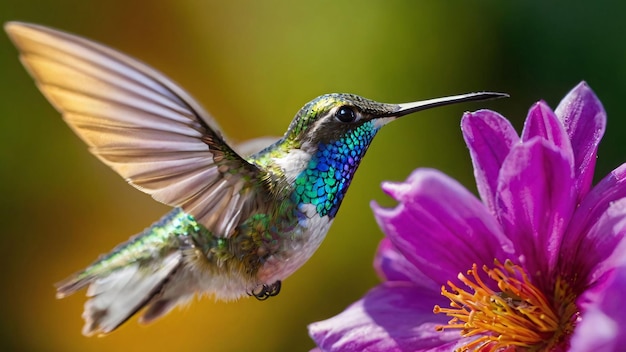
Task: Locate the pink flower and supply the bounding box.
[309,82,626,351]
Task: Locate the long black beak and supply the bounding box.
[388,92,508,118]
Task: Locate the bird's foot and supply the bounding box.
[248,280,281,301]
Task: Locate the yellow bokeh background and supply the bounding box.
[0,1,625,351]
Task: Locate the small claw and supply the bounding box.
[267,280,281,297]
[247,280,282,301]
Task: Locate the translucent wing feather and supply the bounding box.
[6,22,270,236]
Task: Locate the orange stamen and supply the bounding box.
[433,259,577,351]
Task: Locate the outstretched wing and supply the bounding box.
[6,22,272,236]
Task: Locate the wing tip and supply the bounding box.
[4,20,21,32]
[5,21,22,42]
[5,21,36,38]
[5,21,54,51]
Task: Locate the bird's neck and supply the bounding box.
[250,121,381,219]
[289,122,380,218]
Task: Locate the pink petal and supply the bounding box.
[521,100,574,164]
[559,164,626,286]
[554,81,606,200]
[372,168,514,288]
[576,198,626,287]
[495,139,576,284]
[461,110,520,215]
[373,239,439,291]
[308,283,466,352]
[570,260,626,352]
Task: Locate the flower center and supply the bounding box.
[433,259,578,351]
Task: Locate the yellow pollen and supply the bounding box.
[432,259,577,351]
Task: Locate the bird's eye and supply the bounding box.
[335,106,357,123]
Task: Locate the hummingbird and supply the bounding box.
[6,21,506,336]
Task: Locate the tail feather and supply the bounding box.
[55,272,94,299]
[66,251,182,336]
[55,208,197,335]
[139,295,192,325]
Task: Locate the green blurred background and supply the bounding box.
[0,1,624,351]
